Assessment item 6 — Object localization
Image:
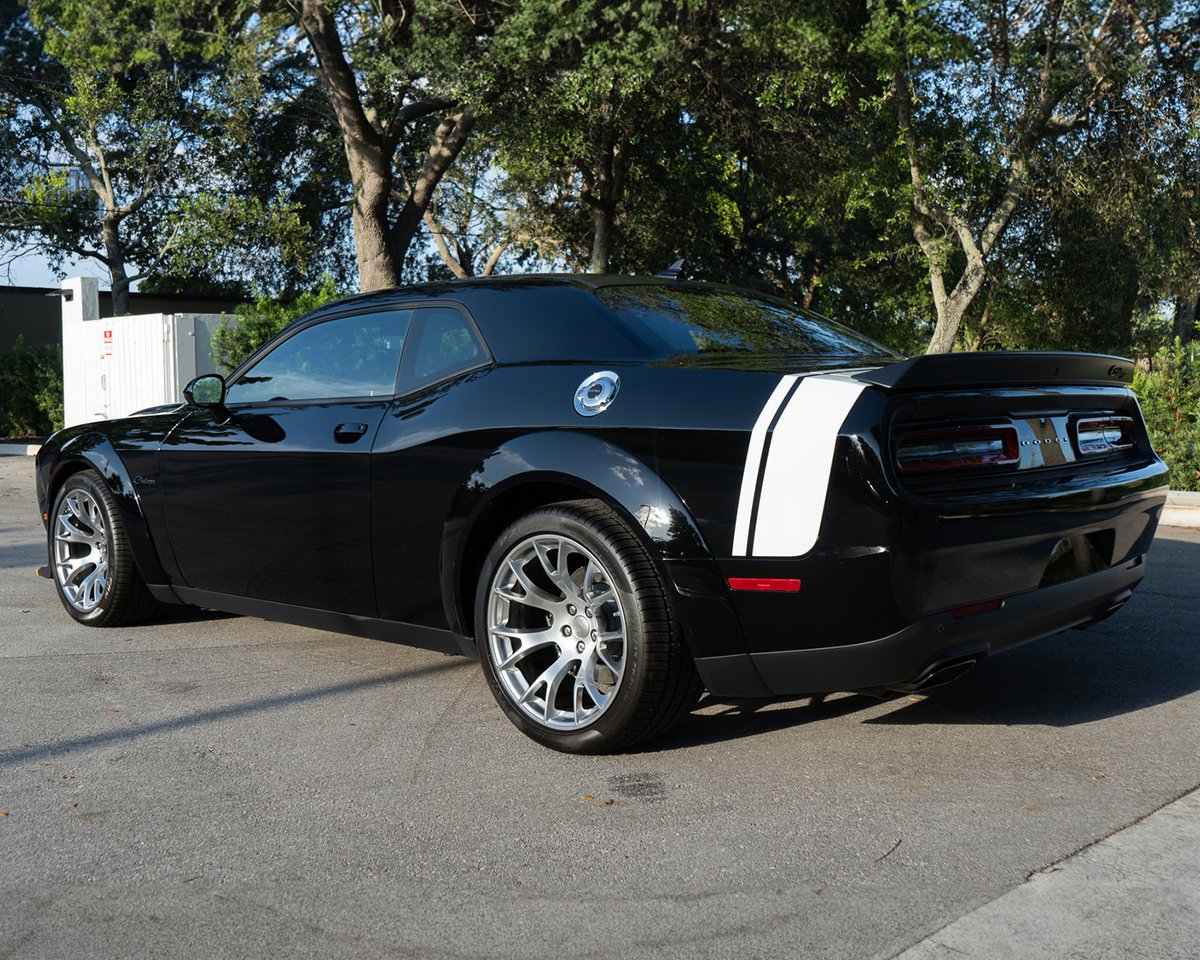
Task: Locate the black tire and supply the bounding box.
[475,499,702,753]
[49,469,162,627]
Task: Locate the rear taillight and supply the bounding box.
[1074,416,1135,456]
[894,425,1019,474]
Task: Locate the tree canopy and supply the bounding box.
[1,0,1197,357]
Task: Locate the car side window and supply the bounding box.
[400,306,488,391]
[225,310,413,404]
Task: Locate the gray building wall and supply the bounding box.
[0,285,246,353]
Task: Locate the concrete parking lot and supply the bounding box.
[1,453,1197,960]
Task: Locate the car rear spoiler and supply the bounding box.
[854,351,1135,391]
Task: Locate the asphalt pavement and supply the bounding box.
[1,453,1197,960]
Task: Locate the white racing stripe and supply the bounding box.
[733,375,867,558]
[731,374,800,555]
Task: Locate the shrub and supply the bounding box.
[210,276,343,372]
[0,337,64,438]
[1134,338,1200,492]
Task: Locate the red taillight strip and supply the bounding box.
[1075,416,1135,456]
[951,598,1004,620]
[894,425,1020,474]
[728,577,802,593]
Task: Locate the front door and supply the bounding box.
[158,308,413,616]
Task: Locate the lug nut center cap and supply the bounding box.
[572,615,590,638]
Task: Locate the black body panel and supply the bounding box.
[159,401,388,614]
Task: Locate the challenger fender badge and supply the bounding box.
[574,371,620,417]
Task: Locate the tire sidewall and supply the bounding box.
[475,507,654,752]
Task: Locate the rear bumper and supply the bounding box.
[695,555,1147,698]
[754,554,1148,694]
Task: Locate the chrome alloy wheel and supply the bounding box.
[487,534,627,730]
[53,488,110,612]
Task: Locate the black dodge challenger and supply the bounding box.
[35,275,1168,752]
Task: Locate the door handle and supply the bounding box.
[333,422,369,443]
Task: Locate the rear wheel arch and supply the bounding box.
[449,478,640,645]
[442,433,714,646]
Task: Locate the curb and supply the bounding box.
[1163,490,1200,529]
[889,786,1200,960]
[0,443,41,457]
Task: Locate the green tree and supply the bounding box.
[275,0,521,292]
[209,275,343,371]
[869,0,1181,354]
[0,0,313,312]
[1135,338,1200,490]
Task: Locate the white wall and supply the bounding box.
[60,279,224,428]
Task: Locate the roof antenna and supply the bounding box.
[655,258,686,280]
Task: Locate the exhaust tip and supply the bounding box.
[887,657,980,694]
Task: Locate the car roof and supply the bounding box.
[297,274,898,367]
[304,273,688,313]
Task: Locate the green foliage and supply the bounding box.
[210,277,343,373]
[1,1,323,304]
[1135,339,1200,491]
[0,338,63,438]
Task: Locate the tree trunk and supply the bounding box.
[102,214,131,316]
[924,258,986,354]
[926,296,968,354]
[1175,293,1198,344]
[590,206,613,274]
[584,111,627,274]
[389,107,477,274]
[348,154,398,291]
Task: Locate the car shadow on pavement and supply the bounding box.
[864,616,1200,728]
[0,657,473,768]
[641,692,887,751]
[151,605,239,624]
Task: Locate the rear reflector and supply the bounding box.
[727,577,802,593]
[895,425,1019,474]
[1075,416,1135,456]
[951,599,1003,620]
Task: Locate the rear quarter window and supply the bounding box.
[594,284,894,360]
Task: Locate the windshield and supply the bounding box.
[595,284,896,361]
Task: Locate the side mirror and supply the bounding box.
[184,374,226,407]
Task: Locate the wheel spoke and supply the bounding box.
[582,671,609,712]
[78,566,105,607]
[494,629,558,671]
[540,654,576,721]
[533,537,580,601]
[65,495,87,524]
[503,559,560,610]
[596,642,622,675]
[59,556,92,584]
[56,514,99,545]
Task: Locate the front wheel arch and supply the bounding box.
[43,436,169,587]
